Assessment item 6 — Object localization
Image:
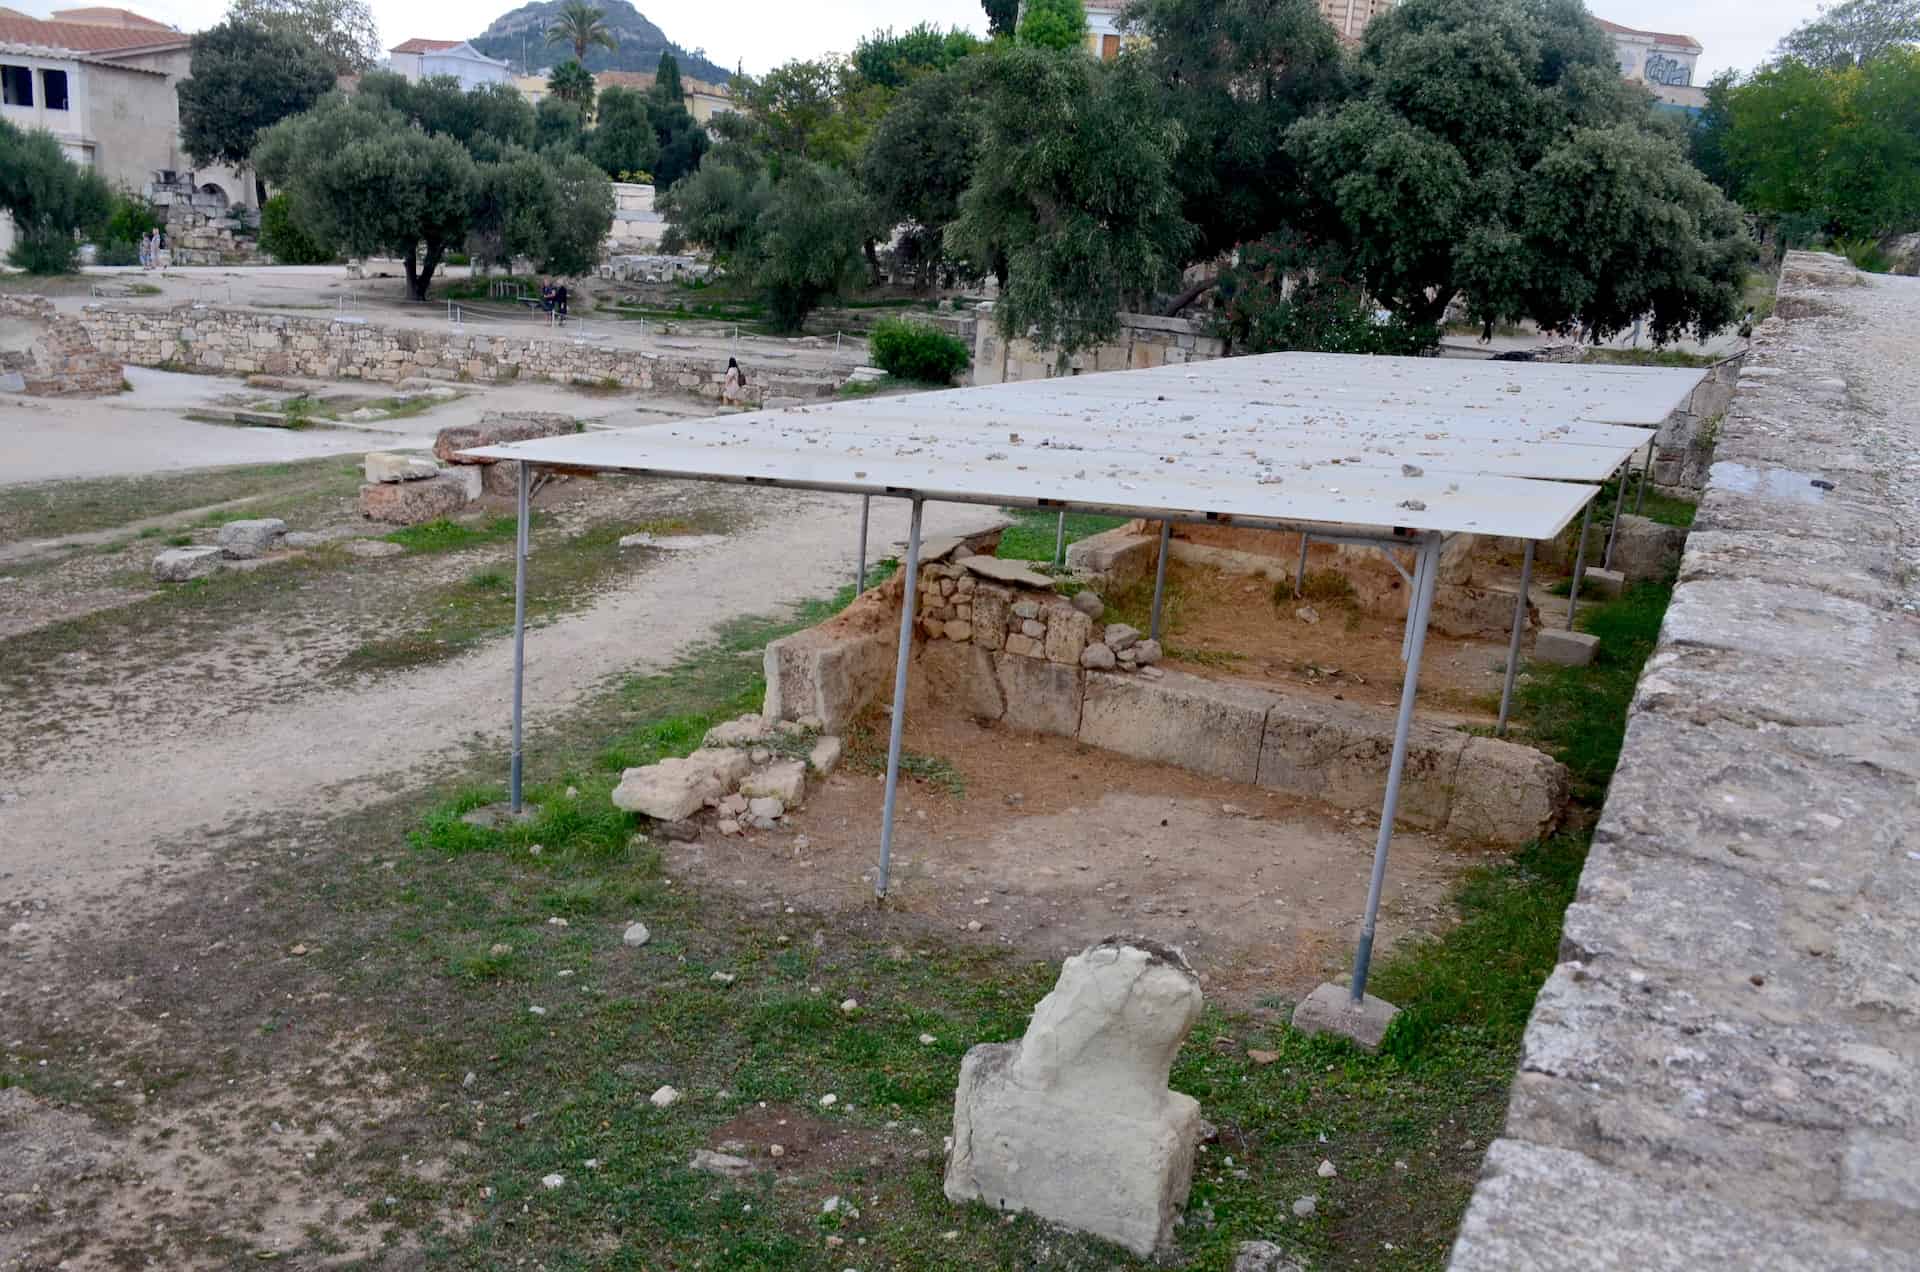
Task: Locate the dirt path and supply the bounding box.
[0,490,1000,946]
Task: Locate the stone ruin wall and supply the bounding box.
[0,294,125,397]
[73,304,835,404]
[1448,253,1920,1267]
[972,312,1226,386]
[1648,352,1744,496]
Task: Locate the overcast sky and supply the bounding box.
[24,0,1824,79]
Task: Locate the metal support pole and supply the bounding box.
[1053,510,1067,569]
[1635,437,1655,515]
[509,463,531,813]
[855,494,871,596]
[1566,502,1593,629]
[1496,540,1535,738]
[1149,520,1172,640]
[875,498,926,900]
[1602,460,1628,570]
[1350,537,1442,1004]
[1400,547,1428,664]
[1295,533,1312,596]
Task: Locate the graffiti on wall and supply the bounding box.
[1644,52,1693,87]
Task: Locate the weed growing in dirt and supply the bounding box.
[842,714,967,797]
[994,507,1126,564]
[1515,580,1671,802]
[627,517,693,537]
[1167,645,1247,668]
[384,516,521,554]
[0,457,351,544]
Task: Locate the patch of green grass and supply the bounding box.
[837,378,886,399]
[995,506,1126,564]
[1582,347,1718,369]
[1632,486,1697,529]
[1516,579,1671,803]
[126,282,163,296]
[0,457,353,544]
[1167,645,1246,668]
[383,516,521,554]
[164,533,194,547]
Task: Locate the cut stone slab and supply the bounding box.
[945,939,1204,1258]
[152,546,223,582]
[215,518,287,560]
[961,555,1057,590]
[916,640,1004,722]
[1291,982,1400,1053]
[358,476,470,525]
[441,464,483,502]
[704,714,770,748]
[1583,567,1625,599]
[1066,529,1160,585]
[807,735,843,777]
[611,748,752,821]
[1609,513,1687,581]
[434,411,575,463]
[364,452,439,483]
[1257,693,1466,831]
[1535,629,1600,667]
[995,652,1084,738]
[763,627,894,732]
[740,759,807,807]
[1045,606,1094,666]
[689,1150,756,1179]
[1080,669,1268,785]
[1445,737,1570,845]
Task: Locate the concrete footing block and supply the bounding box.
[1291,982,1400,1052]
[1535,629,1600,667]
[1583,567,1625,598]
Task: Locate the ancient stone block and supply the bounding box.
[1445,738,1569,846]
[433,412,576,463]
[994,652,1083,737]
[1080,669,1269,784]
[364,452,438,484]
[946,939,1203,1257]
[481,460,525,497]
[215,518,287,560]
[740,759,807,808]
[1256,695,1466,831]
[357,476,470,525]
[915,640,1005,722]
[1044,607,1093,665]
[1609,514,1687,581]
[1291,983,1400,1053]
[762,627,895,732]
[1534,629,1600,667]
[151,546,223,582]
[1583,567,1625,599]
[610,748,750,821]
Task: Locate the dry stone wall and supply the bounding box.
[0,294,124,396]
[972,311,1225,386]
[74,304,822,404]
[1449,254,1920,1269]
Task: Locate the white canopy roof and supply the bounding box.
[464,352,1706,543]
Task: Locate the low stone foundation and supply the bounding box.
[0,294,124,396]
[765,540,1570,846]
[74,303,835,403]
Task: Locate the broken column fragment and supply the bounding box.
[945,937,1204,1257]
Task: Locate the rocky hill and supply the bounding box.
[469,0,731,81]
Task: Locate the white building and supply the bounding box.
[387,38,512,91]
[0,7,252,255]
[1596,17,1706,110]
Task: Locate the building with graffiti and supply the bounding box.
[1597,16,1706,111]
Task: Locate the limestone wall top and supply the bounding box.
[1449,253,1920,1267]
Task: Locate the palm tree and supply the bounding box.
[545,1,618,65]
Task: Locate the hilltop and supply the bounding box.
[468,0,731,81]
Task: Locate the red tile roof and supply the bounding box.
[389,37,461,54]
[0,12,183,52]
[48,6,174,28]
[1593,17,1701,49]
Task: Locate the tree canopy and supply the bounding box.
[1019,0,1090,51]
[953,47,1191,352]
[1124,0,1349,262]
[354,71,536,163]
[546,1,619,64]
[852,23,982,90]
[226,0,379,74]
[981,0,1019,39]
[1285,0,1745,340]
[1713,49,1920,240]
[654,51,684,104]
[1777,0,1920,70]
[177,17,337,188]
[860,64,984,286]
[0,118,111,273]
[547,59,596,109]
[587,85,660,179]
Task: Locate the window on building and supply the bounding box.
[41,68,68,111]
[1101,33,1120,60]
[1,64,32,108]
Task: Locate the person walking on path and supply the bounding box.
[722,357,746,405]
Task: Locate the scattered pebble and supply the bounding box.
[712,971,736,984]
[919,1033,937,1046]
[541,1173,565,1190]
[289,944,308,957]
[840,998,859,1015]
[1318,1159,1338,1178]
[650,1085,681,1108]
[819,1093,838,1108]
[1293,1195,1317,1218]
[1247,1049,1279,1066]
[489,943,512,957]
[623,922,650,947]
[770,1144,785,1158]
[529,1005,547,1016]
[547,917,569,928]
